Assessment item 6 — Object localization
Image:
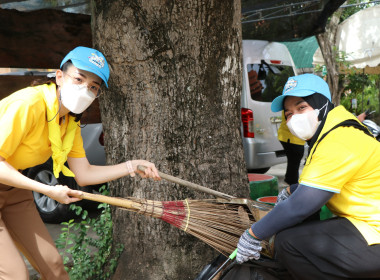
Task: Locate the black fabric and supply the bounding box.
[220,258,292,280]
[275,217,380,280]
[252,184,334,240]
[241,0,346,41]
[194,254,227,280]
[302,93,334,122]
[302,93,335,153]
[280,141,304,185]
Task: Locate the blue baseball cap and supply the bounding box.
[271,74,331,112]
[60,46,110,88]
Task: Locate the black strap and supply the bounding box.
[308,119,373,162]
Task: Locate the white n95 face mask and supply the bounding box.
[60,83,96,114]
[286,109,321,140]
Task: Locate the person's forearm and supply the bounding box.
[251,185,334,240]
[68,157,160,186]
[0,160,55,195]
[72,163,130,186]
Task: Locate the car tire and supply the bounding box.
[24,159,93,224]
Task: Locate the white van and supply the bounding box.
[241,40,298,173]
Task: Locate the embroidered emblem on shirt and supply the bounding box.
[284,78,297,94]
[89,53,105,69]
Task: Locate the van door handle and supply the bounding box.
[270,116,282,123]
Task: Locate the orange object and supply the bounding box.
[257,196,278,205]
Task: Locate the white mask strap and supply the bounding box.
[318,101,329,119]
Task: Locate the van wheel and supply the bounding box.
[25,159,92,223]
[248,167,270,174]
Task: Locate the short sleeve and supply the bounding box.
[0,100,36,159]
[68,123,86,158]
[300,131,362,193]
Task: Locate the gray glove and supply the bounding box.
[275,187,290,206]
[236,229,262,264]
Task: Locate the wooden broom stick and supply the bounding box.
[137,165,235,200]
[79,192,141,211]
[137,165,273,212]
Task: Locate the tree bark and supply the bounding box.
[316,7,343,106]
[91,1,245,279]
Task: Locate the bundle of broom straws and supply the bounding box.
[78,167,275,258]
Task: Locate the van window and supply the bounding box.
[247,63,295,102]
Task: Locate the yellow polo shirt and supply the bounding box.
[0,84,86,170]
[300,105,380,245]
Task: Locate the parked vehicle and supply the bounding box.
[22,122,106,223]
[240,40,298,173]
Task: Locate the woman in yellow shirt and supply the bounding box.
[236,74,380,279]
[0,46,160,279]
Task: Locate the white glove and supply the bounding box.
[236,229,262,264]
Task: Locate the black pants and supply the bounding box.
[275,217,380,279]
[280,141,304,185]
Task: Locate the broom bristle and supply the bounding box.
[125,197,273,257]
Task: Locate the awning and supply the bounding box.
[313,5,380,73]
[282,36,319,69]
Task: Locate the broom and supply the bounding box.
[77,167,275,257]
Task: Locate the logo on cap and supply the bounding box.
[283,78,297,94]
[89,53,105,69]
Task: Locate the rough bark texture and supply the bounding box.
[91,1,245,279]
[316,8,343,106]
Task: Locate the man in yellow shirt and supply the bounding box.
[0,46,160,279]
[236,74,380,279]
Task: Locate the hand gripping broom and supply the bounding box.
[77,166,274,258]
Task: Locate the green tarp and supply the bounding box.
[282,36,319,69]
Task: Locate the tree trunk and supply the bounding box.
[91,1,245,279]
[316,7,343,106]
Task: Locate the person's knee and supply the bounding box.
[37,252,68,280]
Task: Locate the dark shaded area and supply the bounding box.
[0,8,91,69]
[0,8,91,99]
[242,0,345,41]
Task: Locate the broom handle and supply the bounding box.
[78,192,141,211]
[138,165,235,200]
[208,249,238,280]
